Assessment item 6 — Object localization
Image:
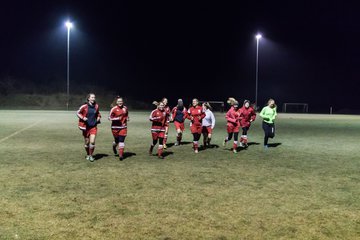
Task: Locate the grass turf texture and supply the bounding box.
[0,110,360,239]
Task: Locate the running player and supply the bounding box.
[108,96,129,161]
[171,99,187,146]
[149,101,169,159]
[238,100,256,147]
[260,98,277,149]
[201,102,215,148]
[223,97,241,153]
[161,97,171,149]
[76,93,101,162]
[187,98,205,153]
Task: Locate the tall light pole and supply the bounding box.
[255,34,262,110]
[65,20,73,110]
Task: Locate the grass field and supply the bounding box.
[0,110,360,239]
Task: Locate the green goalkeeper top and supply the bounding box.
[259,106,277,124]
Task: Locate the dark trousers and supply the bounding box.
[262,121,275,145]
[242,127,249,135]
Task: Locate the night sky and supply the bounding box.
[1,1,360,112]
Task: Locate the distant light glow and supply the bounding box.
[256,34,262,40]
[65,21,73,29]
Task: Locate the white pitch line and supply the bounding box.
[0,120,44,144]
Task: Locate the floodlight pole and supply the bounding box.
[255,34,262,110]
[65,21,72,110]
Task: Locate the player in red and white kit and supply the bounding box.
[201,102,215,148]
[76,93,101,162]
[149,101,170,159]
[108,97,129,161]
[187,98,206,153]
[238,100,256,148]
[223,97,241,153]
[161,97,171,149]
[171,99,187,146]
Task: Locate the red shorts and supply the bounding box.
[227,124,240,133]
[151,130,165,140]
[190,123,202,134]
[174,121,185,131]
[82,126,97,138]
[112,128,127,137]
[202,126,212,134]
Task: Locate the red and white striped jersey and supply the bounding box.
[149,108,169,131]
[187,105,205,126]
[108,105,129,129]
[225,106,240,126]
[239,106,256,128]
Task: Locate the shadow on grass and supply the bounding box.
[166,141,192,149]
[149,151,174,158]
[200,144,220,151]
[163,151,174,157]
[247,142,260,146]
[93,153,109,160]
[123,152,137,160]
[268,143,282,148]
[207,144,220,149]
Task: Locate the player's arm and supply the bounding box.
[260,107,269,121]
[250,109,257,122]
[125,107,129,122]
[211,112,216,129]
[187,109,193,121]
[225,110,236,123]
[149,110,161,122]
[199,110,206,120]
[183,108,188,121]
[108,108,120,121]
[76,105,87,121]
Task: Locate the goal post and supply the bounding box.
[282,103,309,113]
[199,101,225,112]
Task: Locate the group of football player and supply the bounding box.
[77,94,277,162]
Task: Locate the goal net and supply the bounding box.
[282,103,309,113]
[199,101,225,112]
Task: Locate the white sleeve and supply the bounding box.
[211,111,215,129]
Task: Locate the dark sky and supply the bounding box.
[1,1,360,111]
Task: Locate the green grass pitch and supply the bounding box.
[0,110,360,239]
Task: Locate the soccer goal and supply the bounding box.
[282,103,309,113]
[199,101,225,112]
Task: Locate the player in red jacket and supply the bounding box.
[187,98,205,153]
[223,98,240,153]
[161,97,171,149]
[108,96,129,161]
[238,100,256,147]
[149,101,169,159]
[76,93,101,162]
[171,99,187,146]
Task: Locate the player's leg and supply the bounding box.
[150,132,158,155]
[112,130,119,155]
[118,135,126,161]
[233,132,239,153]
[84,134,90,160]
[88,133,96,162]
[193,132,201,153]
[175,128,182,146]
[262,122,269,148]
[224,127,233,147]
[163,126,169,149]
[240,127,248,147]
[158,137,164,159]
[202,127,208,148]
[207,127,212,145]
